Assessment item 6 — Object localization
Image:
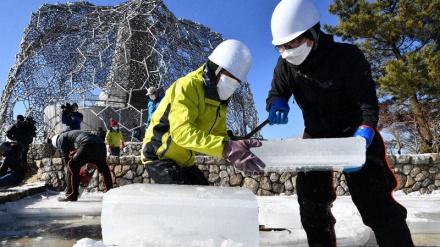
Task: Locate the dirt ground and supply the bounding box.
[23,167,39,184]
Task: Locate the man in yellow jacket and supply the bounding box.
[141,39,265,185]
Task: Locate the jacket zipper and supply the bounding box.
[208,106,221,134]
[159,135,173,158]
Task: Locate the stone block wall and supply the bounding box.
[33,142,440,196]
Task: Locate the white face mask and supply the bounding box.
[149,94,156,101]
[281,42,312,65]
[112,126,118,131]
[217,74,239,100]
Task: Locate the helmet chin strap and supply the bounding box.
[309,27,319,50]
[206,59,223,77]
[214,65,222,76]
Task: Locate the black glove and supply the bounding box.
[223,140,266,173]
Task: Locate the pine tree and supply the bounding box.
[325,0,440,153]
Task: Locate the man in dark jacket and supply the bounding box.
[6,115,36,172]
[97,127,107,140]
[266,0,414,246]
[61,102,83,131]
[0,142,27,187]
[51,130,113,201]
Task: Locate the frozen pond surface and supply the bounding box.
[0,188,439,247]
[0,215,101,246]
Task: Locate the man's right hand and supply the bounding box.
[268,97,289,125]
[223,140,266,173]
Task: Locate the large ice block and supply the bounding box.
[252,137,366,172]
[101,183,259,246]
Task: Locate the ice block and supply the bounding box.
[101,183,259,246]
[251,137,366,172]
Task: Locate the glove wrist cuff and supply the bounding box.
[223,141,232,159]
[357,124,374,131]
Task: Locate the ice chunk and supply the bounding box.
[101,184,259,246]
[73,238,106,247]
[252,137,365,172]
[257,196,302,229]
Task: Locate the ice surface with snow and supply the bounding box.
[1,189,440,246]
[258,195,371,247]
[257,195,302,229]
[101,183,259,246]
[252,137,366,172]
[394,190,440,234]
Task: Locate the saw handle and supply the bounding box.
[240,119,269,140]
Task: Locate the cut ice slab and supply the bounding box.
[101,183,259,247]
[252,137,366,172]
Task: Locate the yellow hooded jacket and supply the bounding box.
[141,64,229,167]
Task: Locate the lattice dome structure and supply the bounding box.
[0,0,261,142]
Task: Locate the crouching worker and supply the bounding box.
[141,39,265,185]
[0,142,27,187]
[51,130,113,201]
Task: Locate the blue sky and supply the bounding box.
[0,0,339,140]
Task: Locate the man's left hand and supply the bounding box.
[353,125,375,148]
[223,140,266,173]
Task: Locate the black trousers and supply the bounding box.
[145,159,209,185]
[65,143,113,199]
[19,143,30,172]
[297,130,414,247]
[109,147,120,156]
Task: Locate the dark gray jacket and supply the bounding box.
[55,130,104,159]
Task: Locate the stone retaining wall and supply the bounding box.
[31,142,440,196]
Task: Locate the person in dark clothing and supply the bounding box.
[61,102,83,131]
[266,0,414,246]
[6,115,36,172]
[97,127,107,140]
[0,142,27,187]
[23,116,36,169]
[131,124,142,142]
[51,130,113,201]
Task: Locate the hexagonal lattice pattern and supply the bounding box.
[0,0,260,142]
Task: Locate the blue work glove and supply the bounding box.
[344,125,375,173]
[353,125,375,148]
[223,140,266,173]
[268,98,289,125]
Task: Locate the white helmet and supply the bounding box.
[271,0,321,45]
[146,86,158,95]
[51,135,59,148]
[208,39,252,82]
